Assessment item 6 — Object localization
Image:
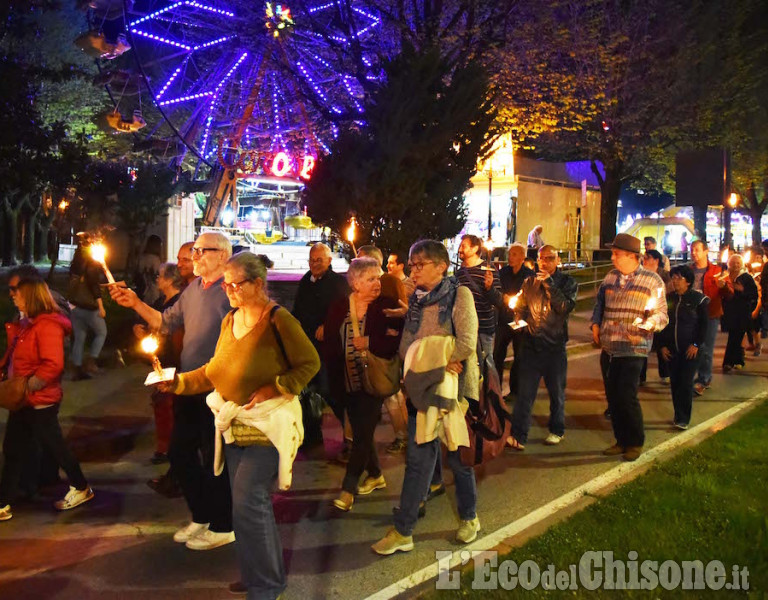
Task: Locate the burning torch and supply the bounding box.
[89,242,116,285]
[483,238,495,269]
[346,217,358,257]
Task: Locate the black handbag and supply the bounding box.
[349,297,401,398]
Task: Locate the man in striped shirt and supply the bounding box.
[591,234,669,462]
[456,235,502,371]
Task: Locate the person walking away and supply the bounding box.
[68,241,108,380]
[372,240,480,555]
[689,240,723,396]
[291,243,349,456]
[591,234,668,462]
[494,243,534,401]
[717,254,758,372]
[506,245,577,449]
[659,266,709,430]
[324,258,404,511]
[109,232,234,550]
[0,278,94,521]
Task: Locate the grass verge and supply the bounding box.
[422,399,768,598]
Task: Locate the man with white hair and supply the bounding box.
[527,225,544,250]
[110,232,234,550]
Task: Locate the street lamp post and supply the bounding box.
[479,134,515,244]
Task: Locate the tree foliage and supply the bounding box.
[303,43,497,251]
[493,0,762,245]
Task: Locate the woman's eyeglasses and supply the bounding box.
[221,279,252,293]
[407,260,434,272]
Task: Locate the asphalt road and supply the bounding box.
[1,318,765,600]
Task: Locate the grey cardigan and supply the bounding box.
[399,285,479,401]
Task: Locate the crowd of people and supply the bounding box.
[1,229,767,599]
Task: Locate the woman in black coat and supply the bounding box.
[717,254,758,371]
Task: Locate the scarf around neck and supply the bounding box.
[405,276,458,334]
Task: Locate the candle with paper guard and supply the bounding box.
[89,243,116,284]
[140,335,164,377]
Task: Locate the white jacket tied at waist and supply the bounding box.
[403,335,470,451]
[206,390,304,490]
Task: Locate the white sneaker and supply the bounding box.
[0,504,12,521]
[544,433,563,445]
[173,521,209,543]
[185,529,235,550]
[54,486,94,511]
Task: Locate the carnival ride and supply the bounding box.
[74,0,381,236]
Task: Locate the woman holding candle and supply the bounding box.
[67,241,108,380]
[159,252,319,599]
[323,257,405,512]
[718,254,758,371]
[0,278,94,521]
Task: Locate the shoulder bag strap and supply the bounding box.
[268,304,291,368]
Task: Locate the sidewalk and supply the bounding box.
[0,329,765,599]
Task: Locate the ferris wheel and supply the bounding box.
[120,0,382,181]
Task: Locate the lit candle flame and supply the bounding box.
[508,290,522,310]
[751,262,762,271]
[141,336,159,355]
[721,248,729,264]
[346,217,356,243]
[141,335,164,377]
[89,242,116,284]
[744,250,752,265]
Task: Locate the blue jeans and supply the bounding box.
[70,307,107,367]
[394,415,477,537]
[225,443,285,600]
[695,317,719,386]
[478,332,495,364]
[512,341,566,444]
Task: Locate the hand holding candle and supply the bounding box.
[507,290,527,330]
[633,287,662,330]
[89,242,116,284]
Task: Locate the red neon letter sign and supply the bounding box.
[300,155,315,180]
[271,152,292,177]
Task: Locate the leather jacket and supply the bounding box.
[515,270,578,347]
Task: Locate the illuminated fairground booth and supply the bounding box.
[458,134,603,262]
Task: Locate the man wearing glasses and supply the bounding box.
[506,245,577,450]
[292,243,349,455]
[110,232,234,550]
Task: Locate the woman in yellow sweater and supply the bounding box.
[164,251,319,600]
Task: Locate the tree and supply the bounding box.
[303,43,497,251]
[117,161,176,271]
[494,0,729,246]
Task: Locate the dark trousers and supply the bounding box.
[640,346,670,382]
[152,391,175,454]
[0,405,87,506]
[604,355,646,448]
[493,327,524,396]
[169,393,232,532]
[668,353,697,426]
[723,326,746,367]
[512,342,567,444]
[342,391,384,494]
[225,444,285,600]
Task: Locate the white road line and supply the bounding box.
[364,391,766,600]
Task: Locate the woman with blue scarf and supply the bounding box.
[372,240,480,556]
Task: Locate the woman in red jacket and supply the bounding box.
[0,278,94,521]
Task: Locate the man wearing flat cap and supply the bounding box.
[591,233,669,461]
